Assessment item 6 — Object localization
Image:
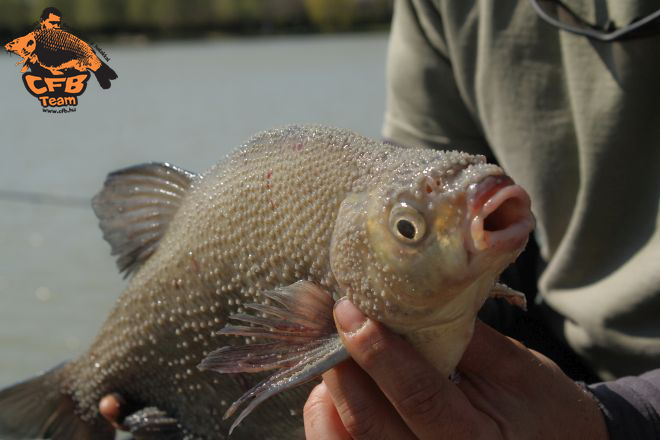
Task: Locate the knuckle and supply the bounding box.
[335,396,381,439]
[303,385,333,436]
[302,390,324,420]
[341,408,382,439]
[353,324,390,370]
[396,375,445,423]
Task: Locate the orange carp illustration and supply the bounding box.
[5,28,117,89]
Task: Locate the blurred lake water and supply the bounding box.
[0,33,389,388]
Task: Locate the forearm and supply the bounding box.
[587,369,660,439]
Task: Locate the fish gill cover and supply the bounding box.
[3,7,118,112]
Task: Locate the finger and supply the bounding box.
[456,321,608,440]
[303,382,352,440]
[99,393,124,430]
[455,321,567,424]
[457,320,534,382]
[322,359,416,440]
[333,298,496,439]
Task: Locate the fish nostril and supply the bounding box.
[483,196,527,232]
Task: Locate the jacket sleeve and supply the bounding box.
[587,369,660,439]
[383,0,490,156]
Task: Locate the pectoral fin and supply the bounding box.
[121,407,183,440]
[198,281,348,435]
[489,283,527,311]
[92,163,197,277]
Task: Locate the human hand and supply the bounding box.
[303,298,608,440]
[99,393,124,430]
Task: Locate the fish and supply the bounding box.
[0,125,534,439]
[4,28,117,89]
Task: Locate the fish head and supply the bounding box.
[331,149,535,333]
[4,33,36,59]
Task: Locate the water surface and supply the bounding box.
[0,33,389,387]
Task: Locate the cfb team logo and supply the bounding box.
[4,7,118,111]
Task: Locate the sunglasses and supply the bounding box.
[530,0,660,41]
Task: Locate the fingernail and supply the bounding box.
[334,297,367,333]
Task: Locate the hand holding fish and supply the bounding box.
[303,299,608,440]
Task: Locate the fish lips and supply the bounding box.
[466,175,535,254]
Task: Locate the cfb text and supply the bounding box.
[21,73,90,107]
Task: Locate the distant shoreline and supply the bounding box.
[0,0,392,43]
[1,24,391,45]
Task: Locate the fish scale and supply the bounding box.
[70,127,366,439]
[32,29,99,68]
[4,28,118,89]
[39,29,83,52]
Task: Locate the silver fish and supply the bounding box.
[0,125,533,439]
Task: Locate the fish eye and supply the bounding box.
[397,219,416,239]
[389,203,426,244]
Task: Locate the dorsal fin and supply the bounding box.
[92,162,196,278]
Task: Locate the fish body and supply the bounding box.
[0,126,533,439]
[4,29,117,89]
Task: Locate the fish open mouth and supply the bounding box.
[467,175,535,252]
